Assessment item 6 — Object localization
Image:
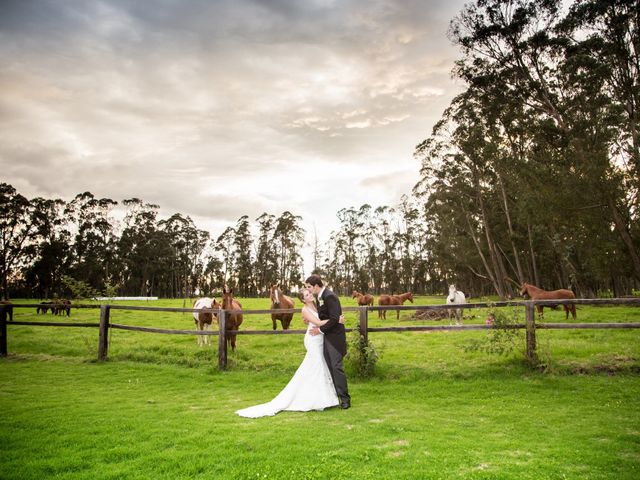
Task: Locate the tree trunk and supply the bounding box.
[498,175,525,282]
[463,210,499,293]
[474,173,506,298]
[527,222,540,286]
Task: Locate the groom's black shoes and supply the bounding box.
[340,398,351,409]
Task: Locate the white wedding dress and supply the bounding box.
[236,306,339,418]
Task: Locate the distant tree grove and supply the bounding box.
[1,0,638,300]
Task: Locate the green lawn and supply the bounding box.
[1,297,639,479]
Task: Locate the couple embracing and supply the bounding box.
[236,275,350,418]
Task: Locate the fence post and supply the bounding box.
[525,301,538,366]
[359,306,368,344]
[0,304,7,357]
[218,309,227,370]
[98,305,110,361]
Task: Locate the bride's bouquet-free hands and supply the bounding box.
[309,315,345,336]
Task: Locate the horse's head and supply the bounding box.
[407,292,414,303]
[447,285,457,302]
[270,284,280,306]
[351,290,358,298]
[211,298,221,320]
[221,287,235,310]
[519,283,529,298]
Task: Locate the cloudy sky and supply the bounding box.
[1,0,467,273]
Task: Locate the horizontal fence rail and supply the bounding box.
[1,298,639,368]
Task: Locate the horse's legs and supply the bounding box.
[204,323,211,345]
[196,322,203,346]
[271,314,277,330]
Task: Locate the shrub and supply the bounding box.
[463,304,523,356]
[346,328,379,378]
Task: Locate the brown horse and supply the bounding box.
[270,284,295,330]
[53,299,71,316]
[378,292,414,320]
[221,287,243,351]
[520,282,577,320]
[352,290,374,307]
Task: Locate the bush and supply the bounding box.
[346,328,379,378]
[463,304,523,356]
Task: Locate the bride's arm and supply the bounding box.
[302,308,345,326]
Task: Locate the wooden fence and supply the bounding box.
[1,298,639,369]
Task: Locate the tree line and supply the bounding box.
[2,0,639,300]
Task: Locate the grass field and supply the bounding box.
[1,296,639,479]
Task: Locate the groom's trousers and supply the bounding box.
[324,341,350,401]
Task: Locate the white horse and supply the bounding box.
[192,297,218,346]
[446,284,466,325]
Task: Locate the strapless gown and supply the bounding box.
[236,307,339,418]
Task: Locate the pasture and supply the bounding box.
[1,296,640,479]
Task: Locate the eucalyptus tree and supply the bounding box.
[24,197,72,299]
[215,226,236,291]
[64,192,118,291]
[371,206,401,293]
[117,198,165,296]
[353,204,378,294]
[415,110,498,296]
[397,195,430,292]
[0,183,37,298]
[201,254,224,295]
[159,213,209,298]
[322,230,348,294]
[334,206,365,291]
[254,213,278,294]
[450,0,640,286]
[233,215,255,296]
[272,211,305,290]
[559,0,640,282]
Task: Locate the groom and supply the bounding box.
[305,274,351,409]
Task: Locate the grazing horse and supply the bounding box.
[352,290,374,307]
[379,292,414,320]
[270,284,295,330]
[37,301,55,314]
[54,299,71,316]
[0,300,13,322]
[192,297,220,346]
[520,282,576,320]
[220,287,243,351]
[446,284,466,325]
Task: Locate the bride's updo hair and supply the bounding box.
[298,287,310,302]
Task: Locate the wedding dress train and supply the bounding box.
[236,307,339,418]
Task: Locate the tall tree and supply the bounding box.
[0,183,37,298]
[233,215,254,296]
[65,192,117,290]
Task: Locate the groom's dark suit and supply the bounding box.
[317,288,350,407]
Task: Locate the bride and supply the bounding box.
[236,288,343,418]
